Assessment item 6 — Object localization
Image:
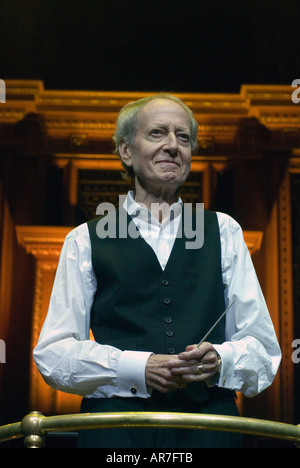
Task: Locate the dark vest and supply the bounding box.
[88,207,231,404]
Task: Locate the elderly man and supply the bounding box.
[33,94,281,448]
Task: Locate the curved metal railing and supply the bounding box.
[0,411,300,447]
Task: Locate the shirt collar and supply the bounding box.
[123,190,182,223]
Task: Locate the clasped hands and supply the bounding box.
[145,342,220,394]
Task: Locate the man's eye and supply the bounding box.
[178,133,190,142]
[151,129,163,136]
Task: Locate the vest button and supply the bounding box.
[168,347,176,354]
[164,317,172,324]
[163,297,171,305]
[162,279,169,286]
[166,330,173,337]
[130,387,137,395]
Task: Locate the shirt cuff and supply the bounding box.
[117,350,153,398]
[209,343,235,389]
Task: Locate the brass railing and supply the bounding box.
[0,411,300,448]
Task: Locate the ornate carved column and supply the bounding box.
[16,226,82,414]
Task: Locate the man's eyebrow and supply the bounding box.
[176,127,190,133]
[148,123,190,132]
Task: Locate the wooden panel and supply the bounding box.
[277,172,295,423]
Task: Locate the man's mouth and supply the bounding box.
[156,160,179,166]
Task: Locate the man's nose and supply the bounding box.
[163,132,178,155]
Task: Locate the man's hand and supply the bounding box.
[167,342,220,382]
[145,354,188,393]
[145,343,220,393]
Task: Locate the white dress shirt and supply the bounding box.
[33,191,281,400]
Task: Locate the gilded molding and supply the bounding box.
[2,80,300,136]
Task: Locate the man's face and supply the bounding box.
[120,99,192,192]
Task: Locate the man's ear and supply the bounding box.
[118,140,133,168]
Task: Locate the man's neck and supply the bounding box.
[133,181,180,224]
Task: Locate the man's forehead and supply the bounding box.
[139,98,190,125]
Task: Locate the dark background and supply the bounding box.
[1,0,300,93]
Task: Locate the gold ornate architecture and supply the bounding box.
[1,80,300,428]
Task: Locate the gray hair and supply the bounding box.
[113,93,198,180]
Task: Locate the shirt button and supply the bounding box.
[166,330,173,337]
[168,347,176,354]
[164,297,171,305]
[164,317,172,324]
[162,279,169,286]
[131,387,137,395]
